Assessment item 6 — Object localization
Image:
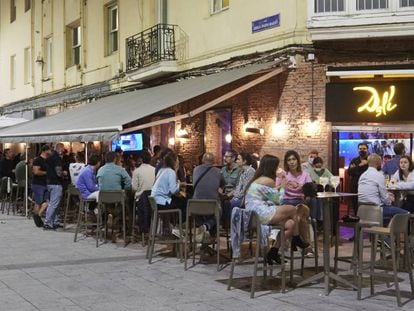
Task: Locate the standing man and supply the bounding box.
[348,142,369,214]
[383,142,405,176]
[0,148,15,180]
[219,149,241,224]
[44,143,65,230]
[31,145,51,227]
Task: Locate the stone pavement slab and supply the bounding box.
[0,215,413,310]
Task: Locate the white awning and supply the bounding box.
[0,116,29,128]
[0,62,282,143]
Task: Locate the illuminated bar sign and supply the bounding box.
[326,81,414,122]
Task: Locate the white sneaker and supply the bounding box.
[171,227,184,239]
[107,214,113,227]
[195,225,207,243]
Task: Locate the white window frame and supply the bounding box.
[72,25,81,66]
[356,0,389,11]
[24,47,31,84]
[211,0,229,14]
[108,4,118,54]
[10,55,16,89]
[45,37,53,77]
[400,0,414,7]
[314,0,346,13]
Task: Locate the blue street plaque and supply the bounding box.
[252,13,280,33]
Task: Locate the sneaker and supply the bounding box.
[43,224,56,231]
[33,214,44,228]
[171,227,184,239]
[107,214,113,227]
[195,225,207,243]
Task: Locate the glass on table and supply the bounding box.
[389,178,397,189]
[384,174,390,187]
[319,176,329,192]
[330,176,340,193]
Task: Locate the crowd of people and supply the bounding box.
[3,139,413,260]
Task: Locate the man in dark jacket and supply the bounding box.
[348,142,369,214]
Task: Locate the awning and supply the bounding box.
[0,62,284,143]
[0,116,29,128]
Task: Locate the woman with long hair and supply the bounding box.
[245,154,310,264]
[230,152,256,208]
[392,155,414,213]
[277,150,312,206]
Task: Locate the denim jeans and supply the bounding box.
[281,198,304,206]
[45,184,63,227]
[309,197,323,221]
[383,205,407,226]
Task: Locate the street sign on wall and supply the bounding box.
[252,14,280,33]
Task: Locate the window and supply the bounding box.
[10,0,16,23]
[400,0,414,7]
[10,55,16,89]
[107,4,118,54]
[24,47,31,84]
[25,0,31,12]
[66,23,81,67]
[44,37,53,77]
[356,0,388,10]
[211,0,229,13]
[314,0,345,13]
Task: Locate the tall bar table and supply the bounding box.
[297,191,358,295]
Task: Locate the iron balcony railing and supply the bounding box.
[126,23,178,72]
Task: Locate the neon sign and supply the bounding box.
[354,85,397,117]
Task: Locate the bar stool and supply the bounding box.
[286,218,319,284]
[334,203,383,280]
[227,209,286,298]
[73,191,97,244]
[147,196,184,264]
[97,190,126,247]
[63,184,80,230]
[357,213,414,307]
[184,199,221,271]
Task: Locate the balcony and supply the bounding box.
[126,24,188,81]
[308,0,414,40]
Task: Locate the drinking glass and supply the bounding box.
[390,178,397,189]
[319,177,329,192]
[384,174,390,188]
[330,176,340,193]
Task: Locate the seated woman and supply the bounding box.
[392,155,414,213]
[151,152,187,234]
[230,152,256,208]
[245,154,311,264]
[277,150,312,206]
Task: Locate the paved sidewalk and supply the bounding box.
[0,214,413,311]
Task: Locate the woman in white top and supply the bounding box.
[151,152,187,222]
[392,155,414,212]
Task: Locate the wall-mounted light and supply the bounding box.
[177,128,190,139]
[225,133,232,143]
[244,117,264,135]
[168,137,175,146]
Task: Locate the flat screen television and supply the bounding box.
[338,132,411,167]
[111,133,143,152]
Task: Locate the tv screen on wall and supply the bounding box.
[111,133,143,152]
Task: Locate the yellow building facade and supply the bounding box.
[0,0,309,115]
